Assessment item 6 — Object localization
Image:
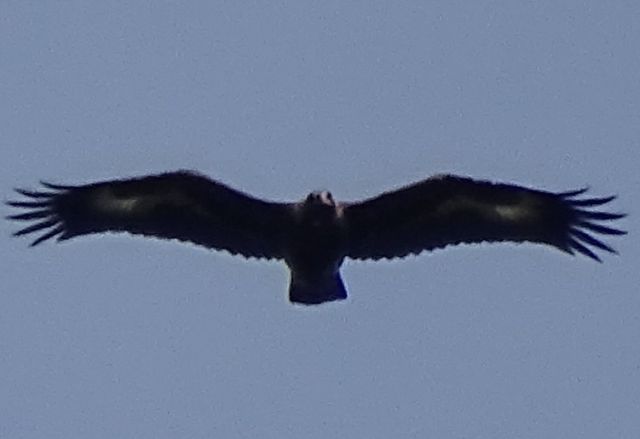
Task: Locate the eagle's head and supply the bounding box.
[305,190,335,207]
[298,190,340,224]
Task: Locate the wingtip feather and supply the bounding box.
[569,195,617,207]
[29,226,64,246]
[6,200,50,208]
[562,186,626,262]
[559,187,589,198]
[14,188,55,199]
[569,238,603,262]
[7,209,53,221]
[39,181,74,190]
[13,218,59,236]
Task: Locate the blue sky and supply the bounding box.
[1,2,639,438]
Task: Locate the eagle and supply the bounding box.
[7,171,626,305]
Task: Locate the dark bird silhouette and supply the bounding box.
[7,171,626,305]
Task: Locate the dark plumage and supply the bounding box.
[7,171,626,305]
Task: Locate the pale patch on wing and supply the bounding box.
[92,189,144,214]
[493,203,536,221]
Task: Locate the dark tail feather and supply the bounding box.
[289,272,348,305]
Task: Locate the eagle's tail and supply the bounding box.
[289,272,347,305]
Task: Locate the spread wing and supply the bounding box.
[343,175,626,261]
[7,171,295,259]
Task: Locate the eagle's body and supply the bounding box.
[7,171,626,305]
[287,191,348,303]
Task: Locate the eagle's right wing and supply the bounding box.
[7,171,295,260]
[342,175,625,261]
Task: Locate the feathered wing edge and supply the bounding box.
[555,187,626,262]
[7,182,72,246]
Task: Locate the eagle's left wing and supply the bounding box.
[342,175,626,261]
[7,171,295,259]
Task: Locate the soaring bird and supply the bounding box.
[7,171,626,305]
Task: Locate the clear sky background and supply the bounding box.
[1,2,639,438]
